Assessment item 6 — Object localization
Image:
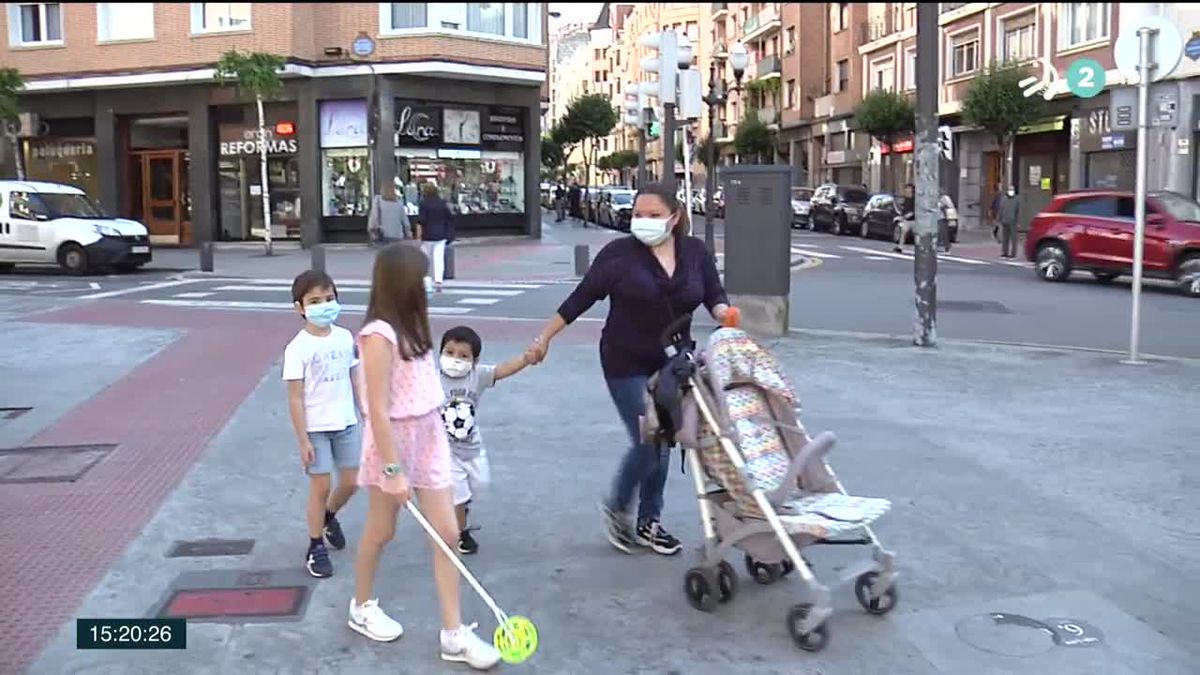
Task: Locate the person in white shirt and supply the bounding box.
[283,270,365,579]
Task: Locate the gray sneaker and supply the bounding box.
[600,502,635,554]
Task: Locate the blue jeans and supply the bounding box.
[604,376,669,525]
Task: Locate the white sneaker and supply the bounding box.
[348,598,404,642]
[440,623,501,670]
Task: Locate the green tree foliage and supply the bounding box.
[734,113,773,163]
[0,68,27,180]
[961,61,1046,189]
[855,89,915,192]
[541,135,564,171]
[559,93,617,192]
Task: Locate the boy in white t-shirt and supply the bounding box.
[283,270,365,579]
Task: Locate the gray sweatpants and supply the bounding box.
[1000,221,1018,258]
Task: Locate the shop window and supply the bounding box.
[190,2,250,34]
[1059,3,1109,49]
[22,139,100,198]
[8,3,62,45]
[322,149,372,217]
[396,152,525,216]
[97,3,154,42]
[467,3,505,36]
[949,29,980,78]
[388,2,427,30]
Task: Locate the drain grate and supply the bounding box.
[0,444,115,484]
[158,587,308,620]
[166,539,256,558]
[940,300,1012,314]
[0,407,32,420]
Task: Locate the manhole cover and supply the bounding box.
[0,444,115,484]
[941,300,1012,314]
[955,613,1105,656]
[166,539,255,558]
[0,407,31,420]
[159,587,308,620]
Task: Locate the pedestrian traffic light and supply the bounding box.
[623,92,644,128]
[649,121,661,139]
[640,30,679,106]
[938,126,953,161]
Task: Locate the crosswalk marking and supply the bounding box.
[457,298,500,305]
[792,248,843,259]
[140,299,472,314]
[224,277,543,290]
[211,284,524,297]
[839,245,912,261]
[864,255,890,260]
[174,291,214,298]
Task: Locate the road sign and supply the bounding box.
[1185,32,1200,61]
[1114,15,1183,85]
[351,32,376,58]
[1065,58,1106,98]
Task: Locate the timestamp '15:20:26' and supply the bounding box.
[76,618,187,650]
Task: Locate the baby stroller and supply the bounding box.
[640,314,898,652]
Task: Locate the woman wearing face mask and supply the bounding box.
[525,182,733,556]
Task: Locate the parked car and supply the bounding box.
[0,180,152,275]
[598,188,635,231]
[861,193,905,240]
[790,187,814,229]
[809,184,871,234]
[693,187,725,218]
[1024,189,1200,297]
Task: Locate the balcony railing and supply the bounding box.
[742,5,781,40]
[756,54,781,78]
[756,106,779,125]
[712,2,728,15]
[860,15,895,44]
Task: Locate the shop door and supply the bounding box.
[134,150,185,244]
[1017,153,1056,232]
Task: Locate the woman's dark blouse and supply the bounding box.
[557,234,728,379]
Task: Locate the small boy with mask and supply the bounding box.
[438,326,534,554]
[283,270,364,578]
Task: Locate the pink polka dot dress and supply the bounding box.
[356,320,451,491]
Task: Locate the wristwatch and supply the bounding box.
[382,463,402,478]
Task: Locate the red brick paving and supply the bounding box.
[1,300,602,673]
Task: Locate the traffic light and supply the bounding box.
[623,92,644,128]
[938,125,953,161]
[649,121,661,139]
[639,30,679,106]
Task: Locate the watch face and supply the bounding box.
[444,109,480,144]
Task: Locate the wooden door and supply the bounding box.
[140,151,182,243]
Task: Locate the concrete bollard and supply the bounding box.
[444,243,455,280]
[199,242,214,272]
[311,243,326,274]
[574,244,590,277]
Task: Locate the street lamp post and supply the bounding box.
[701,41,747,255]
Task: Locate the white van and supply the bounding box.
[0,180,151,275]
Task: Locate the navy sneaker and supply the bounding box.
[324,513,347,550]
[635,520,682,556]
[600,502,634,554]
[306,540,333,578]
[457,527,479,555]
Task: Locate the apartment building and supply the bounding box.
[778,2,832,186]
[1,2,549,246]
[547,20,590,127]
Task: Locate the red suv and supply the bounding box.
[1025,190,1200,297]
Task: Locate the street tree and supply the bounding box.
[734,112,773,164]
[855,89,915,193]
[961,60,1046,192]
[549,120,582,183]
[215,50,286,255]
[0,68,27,180]
[541,135,564,178]
[561,93,617,197]
[607,149,639,185]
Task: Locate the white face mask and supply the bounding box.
[1007,189,1016,197]
[440,355,472,379]
[630,217,672,246]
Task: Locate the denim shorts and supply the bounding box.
[306,425,361,475]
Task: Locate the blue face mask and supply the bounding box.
[305,301,341,328]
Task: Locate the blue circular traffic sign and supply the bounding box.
[351,33,376,58]
[1065,58,1105,98]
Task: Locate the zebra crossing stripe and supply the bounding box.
[792,248,843,259]
[211,284,523,297]
[228,278,543,290]
[839,245,912,260]
[141,299,472,314]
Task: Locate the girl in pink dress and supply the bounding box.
[348,243,499,670]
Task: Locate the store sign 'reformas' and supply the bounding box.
[220,127,298,156]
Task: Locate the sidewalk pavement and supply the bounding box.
[3,298,1197,674]
[149,213,803,282]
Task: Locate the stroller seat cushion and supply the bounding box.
[774,493,892,538]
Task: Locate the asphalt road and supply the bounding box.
[2,225,1197,359]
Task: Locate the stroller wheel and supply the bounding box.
[854,571,898,616]
[684,567,719,612]
[786,604,829,652]
[717,560,738,603]
[744,554,782,585]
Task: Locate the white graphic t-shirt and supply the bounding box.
[439,365,496,460]
[282,326,360,432]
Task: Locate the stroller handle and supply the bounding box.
[661,312,693,349]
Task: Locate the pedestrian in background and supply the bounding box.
[416,183,454,293]
[938,191,958,253]
[367,181,411,246]
[349,244,500,668]
[554,183,567,222]
[989,183,1003,241]
[893,183,915,253]
[525,182,734,557]
[283,270,364,579]
[568,182,582,221]
[997,185,1021,259]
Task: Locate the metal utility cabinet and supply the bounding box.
[721,165,793,336]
